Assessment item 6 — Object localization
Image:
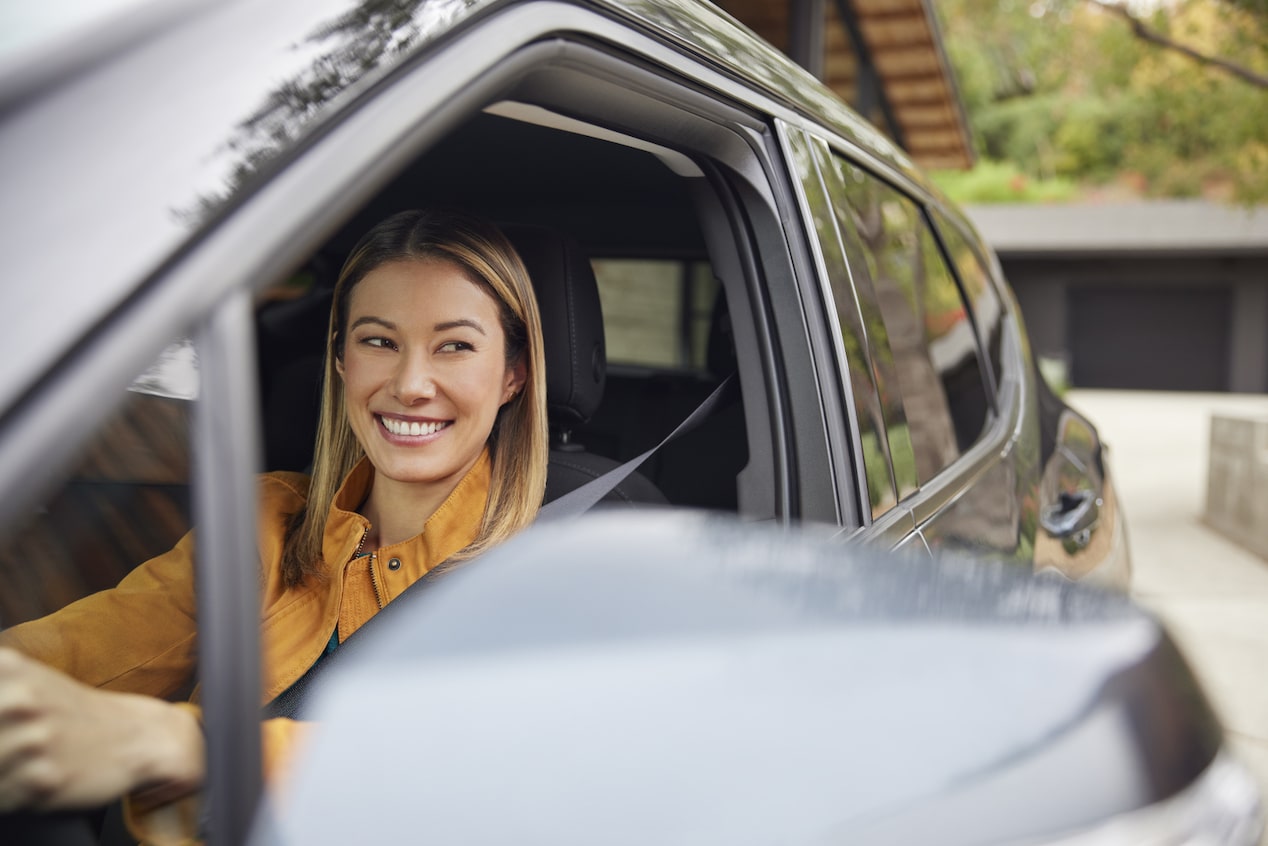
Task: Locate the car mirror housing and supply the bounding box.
[255,512,1258,846]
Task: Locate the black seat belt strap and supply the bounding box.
[537,373,737,521]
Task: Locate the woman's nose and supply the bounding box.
[389,351,436,403]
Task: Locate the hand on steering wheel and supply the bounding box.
[0,648,204,812]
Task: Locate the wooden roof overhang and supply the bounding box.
[716,0,974,170]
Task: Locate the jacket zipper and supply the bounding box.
[352,528,385,610]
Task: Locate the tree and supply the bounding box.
[935,0,1268,203]
[1086,0,1268,89]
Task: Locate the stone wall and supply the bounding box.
[1205,415,1268,560]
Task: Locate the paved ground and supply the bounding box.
[1067,389,1268,841]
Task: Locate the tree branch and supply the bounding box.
[1087,0,1268,89]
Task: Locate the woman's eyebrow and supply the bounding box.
[349,315,397,332]
[434,319,486,335]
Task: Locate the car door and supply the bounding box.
[782,124,1040,563]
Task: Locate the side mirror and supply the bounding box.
[255,513,1255,846]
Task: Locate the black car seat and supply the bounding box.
[643,290,747,510]
[500,224,667,506]
[256,223,666,507]
[583,288,746,511]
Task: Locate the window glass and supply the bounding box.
[932,211,1005,393]
[591,259,718,371]
[790,134,896,518]
[831,161,990,485]
[0,343,195,627]
[818,150,918,503]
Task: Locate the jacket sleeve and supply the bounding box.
[0,529,200,699]
[0,472,311,696]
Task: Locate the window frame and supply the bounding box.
[778,122,899,535]
[789,125,1019,533]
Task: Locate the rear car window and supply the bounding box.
[931,211,1005,394]
[787,135,898,519]
[591,259,718,372]
[829,159,991,486]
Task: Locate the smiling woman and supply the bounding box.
[336,259,527,546]
[0,209,549,841]
[285,210,548,587]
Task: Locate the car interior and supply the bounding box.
[0,97,768,846]
[0,82,778,628]
[256,110,751,511]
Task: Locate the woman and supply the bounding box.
[0,209,549,839]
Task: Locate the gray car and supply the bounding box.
[0,0,1255,844]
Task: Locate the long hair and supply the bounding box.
[280,209,548,586]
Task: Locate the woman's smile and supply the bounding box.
[377,415,452,439]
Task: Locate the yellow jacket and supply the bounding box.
[0,450,490,840]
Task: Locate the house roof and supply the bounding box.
[717,0,974,170]
[965,201,1268,257]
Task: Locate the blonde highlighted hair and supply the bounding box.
[281,209,548,586]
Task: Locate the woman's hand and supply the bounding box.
[0,647,204,812]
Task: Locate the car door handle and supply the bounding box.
[1040,489,1101,544]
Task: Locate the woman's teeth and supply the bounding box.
[381,417,450,436]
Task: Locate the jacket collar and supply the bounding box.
[321,450,491,601]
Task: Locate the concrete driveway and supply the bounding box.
[1067,389,1268,842]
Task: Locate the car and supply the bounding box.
[0,0,1251,844]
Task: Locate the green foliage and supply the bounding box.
[932,159,1079,204]
[1052,95,1145,179]
[973,95,1063,174]
[936,0,1268,204]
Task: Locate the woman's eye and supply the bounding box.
[362,336,395,349]
[438,341,474,353]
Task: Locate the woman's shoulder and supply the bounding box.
[259,471,312,513]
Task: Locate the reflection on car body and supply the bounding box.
[0,0,1255,843]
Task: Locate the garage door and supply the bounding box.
[1068,286,1230,391]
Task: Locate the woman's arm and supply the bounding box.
[0,530,201,700]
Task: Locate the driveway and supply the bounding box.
[1066,389,1268,842]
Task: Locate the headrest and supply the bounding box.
[503,224,606,426]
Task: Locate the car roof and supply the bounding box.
[0,0,923,420]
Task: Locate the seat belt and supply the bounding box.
[262,373,738,719]
[538,372,737,520]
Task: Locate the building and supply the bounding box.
[969,201,1268,393]
[718,0,974,170]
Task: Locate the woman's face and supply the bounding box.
[336,257,525,495]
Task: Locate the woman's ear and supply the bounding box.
[502,355,527,404]
[334,343,345,379]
